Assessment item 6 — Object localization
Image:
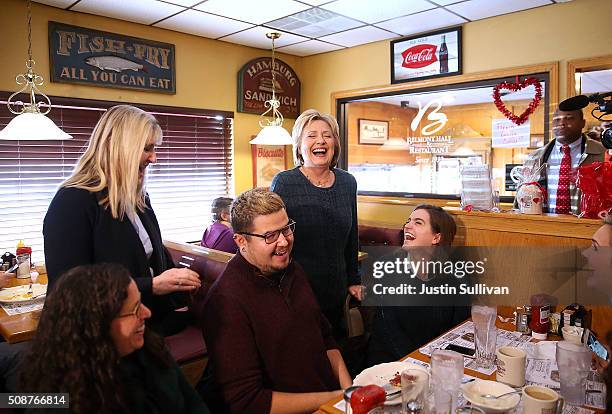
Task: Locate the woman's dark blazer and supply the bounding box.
[43,187,185,324]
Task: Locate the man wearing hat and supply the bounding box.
[524,97,606,214]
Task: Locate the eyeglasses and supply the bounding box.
[117,301,145,319]
[238,219,296,244]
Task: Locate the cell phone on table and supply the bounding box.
[444,343,475,357]
[583,329,610,362]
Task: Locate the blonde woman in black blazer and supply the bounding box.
[43,105,200,335]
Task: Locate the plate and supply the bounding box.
[353,361,429,405]
[0,284,47,303]
[461,379,520,413]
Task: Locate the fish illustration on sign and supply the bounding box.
[85,56,146,73]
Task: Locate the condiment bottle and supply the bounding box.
[350,384,385,414]
[529,304,550,340]
[16,240,32,261]
[515,306,529,333]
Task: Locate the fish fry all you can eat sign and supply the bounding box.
[49,22,176,93]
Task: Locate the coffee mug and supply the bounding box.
[522,385,564,414]
[495,346,526,387]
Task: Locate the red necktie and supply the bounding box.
[555,144,571,214]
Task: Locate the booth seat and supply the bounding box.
[163,240,233,385]
[358,224,403,247]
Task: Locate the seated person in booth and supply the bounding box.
[524,97,605,215]
[367,205,469,366]
[43,105,200,336]
[198,188,351,414]
[200,196,238,253]
[20,263,210,414]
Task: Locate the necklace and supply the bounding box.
[301,167,332,187]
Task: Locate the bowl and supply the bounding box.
[461,379,520,413]
[562,326,584,344]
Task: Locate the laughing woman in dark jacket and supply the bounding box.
[43,105,200,335]
[271,109,361,338]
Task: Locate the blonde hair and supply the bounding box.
[62,105,162,219]
[292,109,340,168]
[231,188,285,234]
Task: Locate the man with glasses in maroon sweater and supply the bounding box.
[198,188,351,414]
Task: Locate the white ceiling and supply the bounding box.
[34,0,568,57]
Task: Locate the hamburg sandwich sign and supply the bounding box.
[49,22,176,94]
[237,57,300,119]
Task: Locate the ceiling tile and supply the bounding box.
[447,0,552,21]
[71,0,184,25]
[319,25,396,47]
[159,0,204,6]
[155,9,253,38]
[33,0,75,8]
[194,0,311,25]
[376,8,466,36]
[266,8,363,38]
[276,40,344,56]
[321,0,433,24]
[427,0,469,5]
[299,0,336,5]
[220,27,309,49]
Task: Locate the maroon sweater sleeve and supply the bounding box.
[203,292,273,414]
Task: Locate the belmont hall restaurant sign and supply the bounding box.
[48,22,176,93]
[238,57,300,119]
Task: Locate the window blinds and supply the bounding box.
[0,94,233,260]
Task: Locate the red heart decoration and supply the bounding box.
[533,197,540,203]
[493,77,542,125]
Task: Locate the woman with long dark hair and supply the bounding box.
[21,263,209,414]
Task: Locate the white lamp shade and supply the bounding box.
[0,112,72,140]
[249,125,293,145]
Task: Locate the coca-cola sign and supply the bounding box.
[401,44,438,69]
[391,27,462,84]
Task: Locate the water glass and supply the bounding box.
[424,389,452,414]
[556,341,591,404]
[401,369,429,414]
[471,305,497,368]
[430,350,463,410]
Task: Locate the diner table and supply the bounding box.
[0,273,47,344]
[315,317,605,414]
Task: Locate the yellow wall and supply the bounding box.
[0,0,301,194]
[2,0,611,206]
[300,0,612,113]
[299,0,612,224]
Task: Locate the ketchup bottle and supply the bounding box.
[16,240,32,259]
[350,385,385,414]
[529,304,550,340]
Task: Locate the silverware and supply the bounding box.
[4,263,18,274]
[481,390,522,400]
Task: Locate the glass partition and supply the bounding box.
[339,74,550,200]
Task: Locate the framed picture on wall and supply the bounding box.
[251,142,287,188]
[358,119,389,145]
[390,26,462,84]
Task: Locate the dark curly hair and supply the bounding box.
[20,263,172,413]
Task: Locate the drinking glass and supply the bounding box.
[401,369,429,414]
[430,350,463,411]
[471,305,497,368]
[424,389,451,414]
[556,341,591,404]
